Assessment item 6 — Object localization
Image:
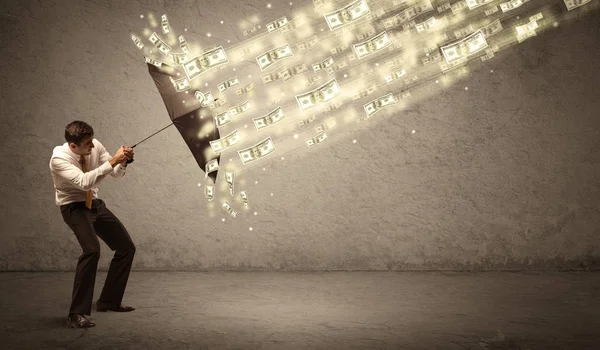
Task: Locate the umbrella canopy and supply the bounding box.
[146,62,221,184]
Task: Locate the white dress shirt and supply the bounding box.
[49,138,127,206]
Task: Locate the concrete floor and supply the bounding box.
[0,271,598,349]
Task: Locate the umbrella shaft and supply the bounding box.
[130,122,174,148]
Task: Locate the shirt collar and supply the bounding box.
[64,142,84,163]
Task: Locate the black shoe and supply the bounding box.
[67,314,96,328]
[96,302,135,312]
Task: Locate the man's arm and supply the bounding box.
[50,156,114,191]
[96,140,127,179]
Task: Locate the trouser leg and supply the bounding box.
[92,199,136,307]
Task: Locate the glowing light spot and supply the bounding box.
[290,1,293,4]
[435,80,439,83]
[197,183,201,186]
[248,74,252,78]
[205,82,208,86]
[207,33,212,37]
[293,134,298,139]
[227,40,231,43]
[465,87,468,90]
[249,227,253,231]
[233,68,236,71]
[254,212,258,215]
[255,180,258,184]
[267,3,272,8]
[490,70,494,73]
[270,193,274,196]
[222,218,225,222]
[375,63,379,66]
[140,14,144,18]
[412,130,416,134]
[220,20,224,24]
[281,157,284,160]
[245,124,248,128]
[177,72,180,76]
[263,167,266,171]
[184,28,188,31]
[553,22,559,27]
[353,139,357,143]
[344,74,348,78]
[229,158,232,162]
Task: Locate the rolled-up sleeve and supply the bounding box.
[97,140,126,178]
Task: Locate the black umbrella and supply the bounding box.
[125,62,221,185]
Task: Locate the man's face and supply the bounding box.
[71,136,94,156]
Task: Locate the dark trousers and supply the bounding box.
[60,198,135,315]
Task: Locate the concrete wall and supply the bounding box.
[1,0,598,271]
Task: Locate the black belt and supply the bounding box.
[61,199,101,211]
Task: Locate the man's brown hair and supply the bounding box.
[64,121,94,146]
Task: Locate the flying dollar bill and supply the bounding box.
[210,129,241,154]
[324,0,371,31]
[480,19,504,38]
[267,16,289,32]
[485,6,499,15]
[256,44,293,71]
[385,68,407,83]
[564,0,591,11]
[278,62,309,81]
[204,184,214,201]
[225,172,234,197]
[182,46,229,81]
[352,82,378,100]
[214,111,232,127]
[499,0,529,12]
[357,27,376,41]
[240,191,249,208]
[170,77,191,92]
[194,91,214,106]
[383,0,434,29]
[297,36,319,52]
[298,115,317,126]
[218,77,240,93]
[131,34,144,49]
[148,32,171,56]
[221,202,237,218]
[295,78,341,111]
[515,19,539,42]
[466,0,494,10]
[161,14,170,34]
[353,31,392,59]
[236,82,254,95]
[238,137,276,165]
[363,93,397,117]
[261,71,281,85]
[441,30,488,65]
[312,56,334,72]
[168,52,189,65]
[178,35,190,55]
[205,159,219,179]
[228,100,251,117]
[306,132,327,147]
[331,43,350,55]
[415,16,437,33]
[253,107,285,129]
[144,57,162,68]
[315,119,336,133]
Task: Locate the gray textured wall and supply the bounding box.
[1,0,598,271]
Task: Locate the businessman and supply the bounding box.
[49,120,136,328]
